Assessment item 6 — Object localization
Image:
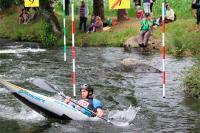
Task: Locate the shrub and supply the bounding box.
[184,60,200,98]
[40,20,57,46]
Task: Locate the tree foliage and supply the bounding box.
[0,0,14,10]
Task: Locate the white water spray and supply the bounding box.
[108,106,140,127]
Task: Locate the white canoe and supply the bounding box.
[0,80,100,121]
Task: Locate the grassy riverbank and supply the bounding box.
[167,20,200,99]
[0,13,43,42]
[0,12,138,47]
[153,19,200,99]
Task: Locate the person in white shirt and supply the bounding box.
[143,0,151,14]
[165,3,175,22]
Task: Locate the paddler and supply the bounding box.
[64,84,104,117]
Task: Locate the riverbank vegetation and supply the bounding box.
[0,12,138,46]
[184,62,200,99]
[0,0,194,46]
[153,19,200,99]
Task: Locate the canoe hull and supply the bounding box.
[0,80,100,121]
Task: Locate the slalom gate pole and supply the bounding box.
[71,0,76,97]
[162,1,166,98]
[63,0,67,61]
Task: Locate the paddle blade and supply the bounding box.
[30,78,57,93]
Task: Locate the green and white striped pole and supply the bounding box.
[63,0,67,61]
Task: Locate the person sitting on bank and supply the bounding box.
[136,7,144,20]
[64,84,104,118]
[138,13,153,48]
[27,7,38,23]
[93,16,103,32]
[87,15,96,33]
[19,9,29,24]
[157,3,176,25]
[164,3,175,23]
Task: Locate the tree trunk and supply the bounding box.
[93,0,104,20]
[40,0,62,36]
[65,0,70,16]
[42,11,62,36]
[117,9,128,21]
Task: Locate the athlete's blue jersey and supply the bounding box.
[80,98,103,117]
[69,98,103,117]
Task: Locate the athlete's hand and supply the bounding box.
[96,108,104,118]
[64,97,71,104]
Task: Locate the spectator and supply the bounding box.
[192,0,197,18]
[165,3,175,23]
[143,0,151,14]
[19,9,29,24]
[156,2,175,25]
[87,15,96,33]
[138,13,153,48]
[150,0,156,13]
[94,16,103,32]
[194,0,200,31]
[103,18,112,27]
[136,7,144,20]
[27,7,38,23]
[78,0,89,32]
[134,0,141,10]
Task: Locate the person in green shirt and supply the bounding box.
[138,13,153,48]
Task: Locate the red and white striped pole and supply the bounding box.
[162,1,166,98]
[71,0,76,97]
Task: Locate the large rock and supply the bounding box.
[123,36,161,52]
[118,58,161,73]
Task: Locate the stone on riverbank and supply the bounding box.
[118,58,161,73]
[123,36,161,52]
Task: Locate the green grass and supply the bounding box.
[153,0,193,19]
[0,12,138,46]
[0,13,43,41]
[76,21,138,47]
[57,14,138,47]
[153,19,200,56]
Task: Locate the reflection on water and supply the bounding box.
[0,42,200,132]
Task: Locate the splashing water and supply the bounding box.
[0,105,45,122]
[108,106,140,127]
[0,48,46,54]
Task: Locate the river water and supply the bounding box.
[0,40,200,133]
